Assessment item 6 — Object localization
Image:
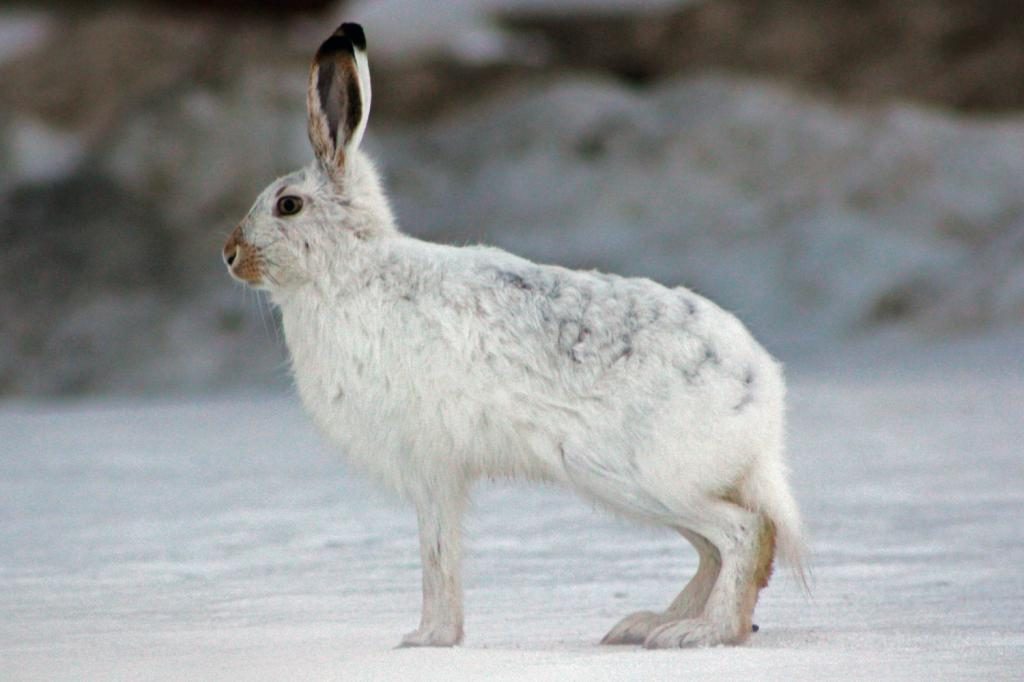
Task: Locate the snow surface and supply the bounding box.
[2,335,1022,680]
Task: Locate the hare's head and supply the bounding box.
[224,23,395,292]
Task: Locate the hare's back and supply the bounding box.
[455,247,769,378]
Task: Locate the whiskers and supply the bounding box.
[242,271,282,347]
[259,253,284,288]
[225,277,291,389]
[221,240,289,383]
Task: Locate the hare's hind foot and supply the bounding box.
[602,528,721,646]
[642,617,747,649]
[601,610,673,645]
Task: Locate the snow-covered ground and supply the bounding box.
[2,333,1022,680]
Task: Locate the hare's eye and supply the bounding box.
[275,195,304,217]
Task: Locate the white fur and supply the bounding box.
[227,24,805,649]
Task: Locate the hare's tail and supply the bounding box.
[739,452,809,592]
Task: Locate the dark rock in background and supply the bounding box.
[502,0,1024,113]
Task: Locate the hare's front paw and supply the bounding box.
[397,623,463,648]
[601,610,669,645]
[642,618,743,649]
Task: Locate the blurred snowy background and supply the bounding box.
[2,0,1023,397]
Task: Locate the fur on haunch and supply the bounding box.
[224,21,806,649]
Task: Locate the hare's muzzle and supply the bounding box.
[223,225,262,285]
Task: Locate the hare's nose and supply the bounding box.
[223,226,243,267]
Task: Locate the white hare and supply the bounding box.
[224,23,805,649]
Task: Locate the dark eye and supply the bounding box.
[275,195,303,216]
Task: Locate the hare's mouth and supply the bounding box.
[223,229,264,286]
[226,255,264,286]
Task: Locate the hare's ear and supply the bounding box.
[307,23,371,175]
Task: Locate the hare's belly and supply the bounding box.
[295,358,571,489]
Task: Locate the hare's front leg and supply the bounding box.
[399,487,467,647]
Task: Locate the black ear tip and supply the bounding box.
[317,33,354,59]
[336,22,366,51]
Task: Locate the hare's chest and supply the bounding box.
[295,361,394,471]
[283,301,438,466]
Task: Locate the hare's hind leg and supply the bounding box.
[601,529,720,645]
[666,530,721,618]
[643,498,766,648]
